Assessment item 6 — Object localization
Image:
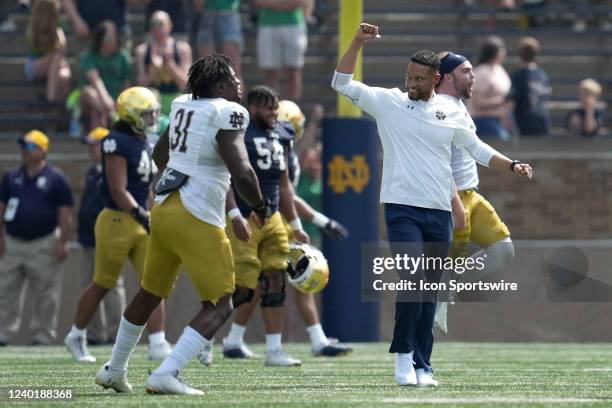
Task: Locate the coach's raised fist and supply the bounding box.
[357,23,380,41]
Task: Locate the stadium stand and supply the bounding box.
[0,0,609,138]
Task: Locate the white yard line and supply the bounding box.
[383,397,605,404]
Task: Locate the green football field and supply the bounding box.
[1,342,611,407]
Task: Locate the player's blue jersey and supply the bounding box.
[99,122,154,211]
[235,120,294,216]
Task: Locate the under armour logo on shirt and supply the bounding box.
[435,111,446,120]
[229,111,245,128]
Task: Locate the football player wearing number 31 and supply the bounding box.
[65,87,171,364]
[95,54,268,395]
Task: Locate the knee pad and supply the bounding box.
[232,286,255,308]
[259,273,285,308]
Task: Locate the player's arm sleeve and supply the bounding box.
[331,70,385,117]
[452,128,498,167]
[213,102,250,131]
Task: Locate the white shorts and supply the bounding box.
[256,25,308,69]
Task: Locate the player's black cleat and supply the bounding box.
[222,344,260,359]
[312,342,353,357]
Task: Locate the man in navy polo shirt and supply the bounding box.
[0,130,74,346]
[78,127,126,345]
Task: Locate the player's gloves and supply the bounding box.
[131,206,150,233]
[253,197,273,222]
[322,219,349,240]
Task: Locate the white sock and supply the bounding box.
[265,333,282,352]
[225,323,246,347]
[463,238,515,284]
[109,317,145,375]
[153,326,209,375]
[69,325,86,338]
[306,323,329,350]
[397,351,414,365]
[148,331,166,346]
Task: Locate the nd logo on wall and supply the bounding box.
[328,154,370,193]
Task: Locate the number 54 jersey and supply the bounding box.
[159,94,250,228]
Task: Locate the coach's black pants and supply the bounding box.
[385,203,452,373]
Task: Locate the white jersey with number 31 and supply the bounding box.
[158,94,250,228]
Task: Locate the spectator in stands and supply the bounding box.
[467,36,512,139]
[0,130,73,346]
[570,0,612,32]
[62,0,136,48]
[255,0,311,100]
[194,0,243,76]
[481,0,516,30]
[145,0,190,42]
[519,0,547,28]
[79,20,133,132]
[508,37,552,137]
[0,1,17,32]
[135,11,191,115]
[566,79,605,137]
[24,0,71,103]
[78,127,126,345]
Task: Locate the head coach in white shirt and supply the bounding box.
[331,23,533,387]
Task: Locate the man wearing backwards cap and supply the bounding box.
[0,130,74,346]
[78,127,127,345]
[434,52,515,334]
[331,23,534,387]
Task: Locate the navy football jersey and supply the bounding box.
[99,122,154,211]
[235,121,294,216]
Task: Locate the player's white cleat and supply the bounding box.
[434,301,449,335]
[95,362,132,393]
[64,333,96,363]
[394,352,417,386]
[198,340,214,366]
[148,340,172,360]
[265,349,301,367]
[416,368,439,388]
[145,371,204,395]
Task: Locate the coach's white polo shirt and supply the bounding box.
[332,71,496,212]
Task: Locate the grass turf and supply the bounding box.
[1,342,611,407]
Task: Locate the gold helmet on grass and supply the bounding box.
[117,87,160,133]
[286,243,330,294]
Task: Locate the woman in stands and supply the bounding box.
[79,20,133,132]
[134,10,192,116]
[467,36,512,140]
[25,0,71,102]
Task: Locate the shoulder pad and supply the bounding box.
[214,101,249,131]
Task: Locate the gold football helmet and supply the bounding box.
[277,100,305,139]
[286,243,330,294]
[117,87,160,133]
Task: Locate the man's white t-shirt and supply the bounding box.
[156,94,249,228]
[443,95,481,191]
[332,72,496,211]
